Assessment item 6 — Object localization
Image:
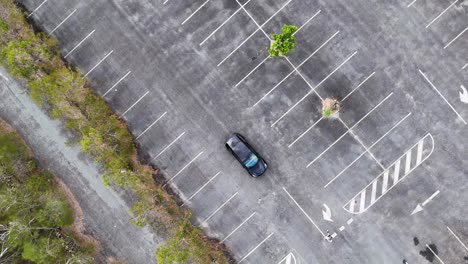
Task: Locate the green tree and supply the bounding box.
[269,25,298,57]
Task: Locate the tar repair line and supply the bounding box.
[151,131,186,161]
[163,151,204,187]
[182,171,221,205]
[426,0,458,29]
[103,70,131,97]
[444,25,468,49]
[282,187,325,237]
[426,244,446,264]
[217,0,292,67]
[235,9,322,87]
[288,71,374,147]
[50,9,77,34]
[446,226,468,252]
[64,30,96,59]
[306,92,393,168]
[325,112,411,188]
[199,0,252,46]
[238,232,274,263]
[135,111,167,140]
[118,91,149,118]
[27,0,48,17]
[83,50,114,78]
[252,31,339,107]
[419,69,467,124]
[221,212,257,243]
[271,51,357,127]
[200,192,238,224]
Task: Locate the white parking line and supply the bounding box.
[199,0,252,46]
[183,171,221,205]
[407,0,418,8]
[271,51,357,127]
[238,232,274,263]
[288,71,374,147]
[217,0,292,67]
[426,0,458,29]
[162,0,170,5]
[462,62,468,70]
[119,91,149,118]
[27,0,49,17]
[306,92,393,168]
[151,131,186,161]
[0,72,9,81]
[293,10,321,35]
[164,151,204,186]
[221,212,256,243]
[324,112,411,188]
[64,30,95,58]
[201,192,238,224]
[103,70,131,97]
[181,0,211,26]
[282,187,325,237]
[253,31,339,107]
[419,69,467,124]
[135,111,167,140]
[83,50,113,78]
[50,9,77,34]
[444,25,468,49]
[447,226,468,252]
[426,244,446,264]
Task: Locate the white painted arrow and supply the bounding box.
[322,204,333,222]
[411,190,440,215]
[460,85,468,104]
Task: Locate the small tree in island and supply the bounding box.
[269,25,298,57]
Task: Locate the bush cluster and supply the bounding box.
[269,25,298,57]
[0,0,229,263]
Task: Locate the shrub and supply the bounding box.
[269,25,298,57]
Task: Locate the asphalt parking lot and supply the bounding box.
[21,0,468,263]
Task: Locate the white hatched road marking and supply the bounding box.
[347,218,354,225]
[289,71,374,148]
[444,25,468,49]
[221,212,256,243]
[253,31,339,107]
[50,9,77,34]
[181,0,211,25]
[419,69,467,124]
[238,232,274,263]
[371,181,377,203]
[426,244,446,264]
[151,131,186,161]
[283,187,326,237]
[278,252,297,264]
[28,0,48,17]
[306,92,393,168]
[426,0,458,29]
[343,133,434,214]
[235,10,322,87]
[201,192,238,224]
[200,0,252,46]
[164,151,204,187]
[217,0,292,67]
[135,111,167,140]
[119,91,149,118]
[416,139,424,163]
[325,113,411,188]
[447,226,468,252]
[405,150,412,174]
[271,51,357,127]
[64,30,95,58]
[103,70,131,97]
[183,171,221,205]
[83,50,114,78]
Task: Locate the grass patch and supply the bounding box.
[0,1,230,263]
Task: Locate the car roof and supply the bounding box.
[226,134,252,161]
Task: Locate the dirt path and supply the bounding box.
[0,67,161,263]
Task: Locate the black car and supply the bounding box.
[225,133,268,177]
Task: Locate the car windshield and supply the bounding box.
[243,154,258,168]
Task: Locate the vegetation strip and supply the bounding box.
[0,1,230,263]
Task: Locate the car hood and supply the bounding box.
[249,159,267,177]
